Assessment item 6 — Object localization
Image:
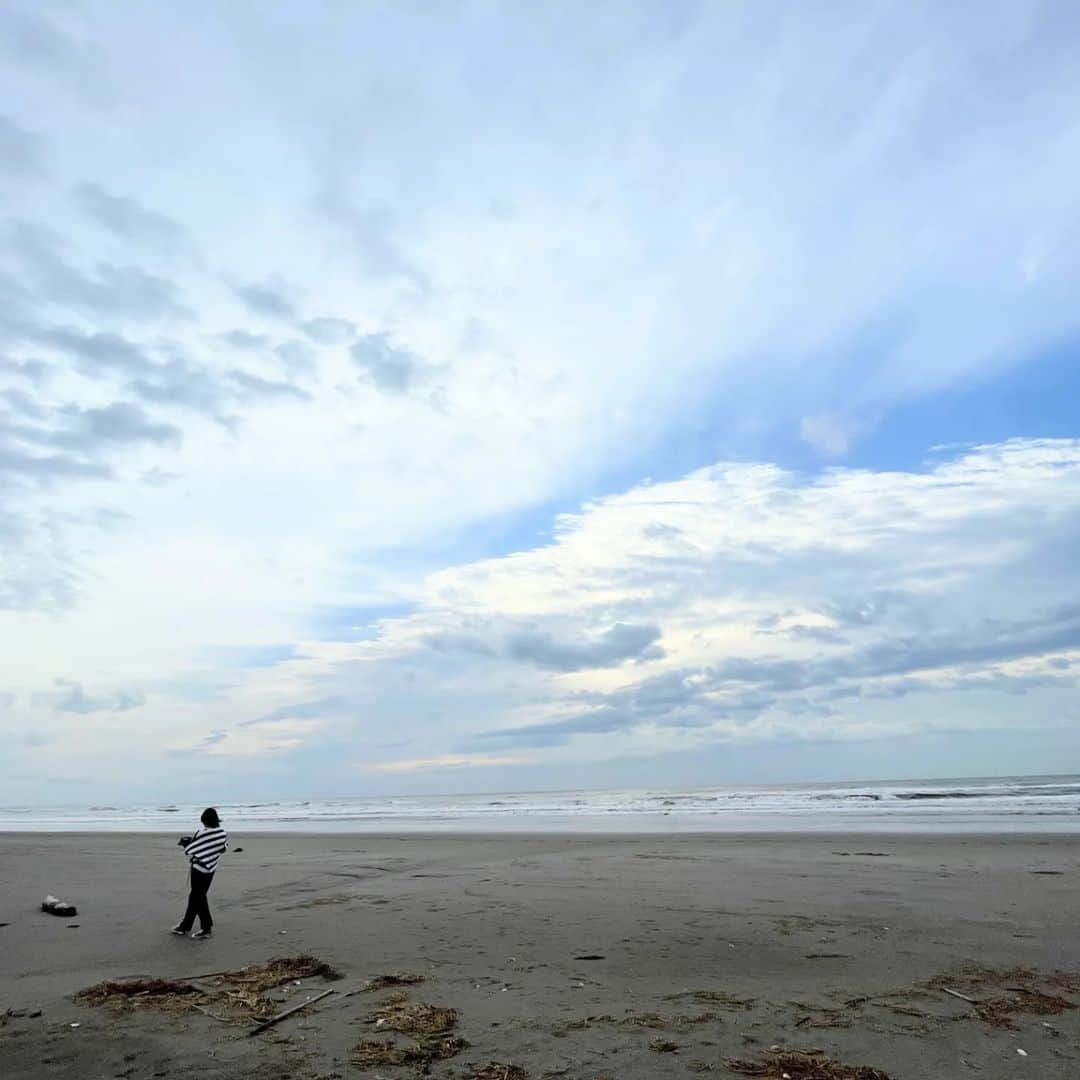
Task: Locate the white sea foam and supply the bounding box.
[2,775,1079,833]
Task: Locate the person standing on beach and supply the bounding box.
[171,807,227,940]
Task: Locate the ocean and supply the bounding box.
[2,774,1079,833]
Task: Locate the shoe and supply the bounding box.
[170,926,187,936]
[191,929,213,940]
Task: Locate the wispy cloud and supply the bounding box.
[49,678,145,714]
[367,754,531,774]
[234,279,296,320]
[0,114,44,174]
[74,183,188,252]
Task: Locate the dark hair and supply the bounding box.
[200,807,220,828]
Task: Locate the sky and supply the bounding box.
[2,1,1079,806]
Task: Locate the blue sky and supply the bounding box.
[1,1,1079,804]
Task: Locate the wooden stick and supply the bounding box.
[247,989,335,1036]
[939,987,977,1005]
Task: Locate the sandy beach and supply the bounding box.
[2,831,1078,1079]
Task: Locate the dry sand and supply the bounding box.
[1,831,1078,1078]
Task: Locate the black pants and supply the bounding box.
[178,867,215,932]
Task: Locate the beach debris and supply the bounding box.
[573,954,605,960]
[75,978,202,1008]
[722,1048,893,1079]
[350,972,427,995]
[650,1038,679,1053]
[41,895,77,917]
[1017,1048,1028,1056]
[468,1063,529,1079]
[788,1002,854,1031]
[75,955,342,1025]
[550,1010,717,1036]
[351,1034,468,1068]
[6,1007,43,1019]
[218,955,342,992]
[929,967,1077,1029]
[939,987,976,1005]
[666,989,754,1010]
[248,988,335,1037]
[1046,970,1080,994]
[365,998,458,1035]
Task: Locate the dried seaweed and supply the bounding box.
[356,972,426,993]
[972,990,1073,1029]
[622,1012,671,1029]
[649,1037,679,1053]
[468,1064,529,1080]
[1047,971,1080,994]
[74,979,201,1010]
[723,1048,893,1079]
[368,999,458,1035]
[217,955,342,993]
[929,966,1077,1029]
[666,989,754,1010]
[351,1034,468,1068]
[76,955,342,1025]
[552,1010,716,1036]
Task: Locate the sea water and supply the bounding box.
[2,774,1079,832]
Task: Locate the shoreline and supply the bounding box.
[1,826,1077,836]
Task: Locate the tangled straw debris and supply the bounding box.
[722,1048,893,1079]
[355,972,426,993]
[929,966,1077,1029]
[367,999,459,1035]
[468,1064,529,1080]
[74,979,200,1010]
[75,956,342,1025]
[218,955,342,993]
[666,989,754,1010]
[351,1034,469,1068]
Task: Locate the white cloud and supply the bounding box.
[65,437,1069,782]
[800,414,859,458]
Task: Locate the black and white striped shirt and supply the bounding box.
[184,826,228,874]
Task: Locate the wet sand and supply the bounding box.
[1,831,1078,1078]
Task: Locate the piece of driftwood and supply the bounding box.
[248,988,334,1036]
[939,987,977,1005]
[41,896,77,917]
